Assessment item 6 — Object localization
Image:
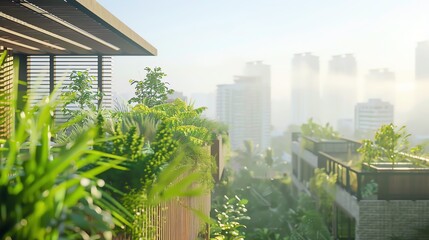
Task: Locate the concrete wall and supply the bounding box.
[357,200,429,240]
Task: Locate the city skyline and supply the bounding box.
[95,0,429,133]
[101,0,429,98]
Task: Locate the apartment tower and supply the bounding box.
[355,98,394,138]
[322,54,357,127]
[291,53,320,125]
[216,61,271,151]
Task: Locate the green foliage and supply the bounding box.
[133,99,212,145]
[301,118,339,140]
[235,140,258,169]
[0,50,7,66]
[0,94,130,239]
[97,116,144,161]
[234,140,281,178]
[374,124,409,165]
[93,96,219,236]
[210,195,250,240]
[141,121,178,185]
[357,139,381,166]
[357,124,424,166]
[253,228,287,240]
[93,97,217,193]
[128,67,174,107]
[94,113,148,195]
[213,167,295,238]
[61,70,102,117]
[361,179,378,198]
[123,153,208,239]
[309,168,336,227]
[287,195,332,240]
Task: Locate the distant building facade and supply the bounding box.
[216,61,271,151]
[415,40,429,81]
[408,41,429,138]
[355,99,394,137]
[291,53,320,125]
[364,68,396,105]
[322,54,357,125]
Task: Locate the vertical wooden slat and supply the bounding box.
[97,55,103,108]
[49,55,54,94]
[0,51,14,139]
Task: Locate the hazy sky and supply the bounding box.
[98,0,429,129]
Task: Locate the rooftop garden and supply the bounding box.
[294,119,429,201]
[0,60,227,239]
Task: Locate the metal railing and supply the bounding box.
[321,152,429,201]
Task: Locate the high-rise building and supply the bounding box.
[216,61,271,151]
[328,54,357,76]
[355,98,394,138]
[322,54,357,126]
[291,53,320,125]
[409,41,429,138]
[364,68,396,105]
[415,41,429,81]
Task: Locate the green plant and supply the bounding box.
[0,50,7,66]
[212,169,295,238]
[309,168,336,228]
[361,179,378,199]
[140,121,178,185]
[357,139,380,166]
[0,93,131,239]
[301,118,339,140]
[374,124,409,166]
[234,140,263,174]
[211,195,250,240]
[123,152,209,239]
[357,124,422,167]
[128,67,174,107]
[287,195,331,240]
[61,70,102,117]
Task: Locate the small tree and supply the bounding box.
[61,70,101,116]
[128,67,174,107]
[358,124,425,167]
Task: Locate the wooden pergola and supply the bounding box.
[0,0,156,55]
[0,0,157,138]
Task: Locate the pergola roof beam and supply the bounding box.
[0,0,157,56]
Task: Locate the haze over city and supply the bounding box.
[99,0,429,132]
[3,0,429,239]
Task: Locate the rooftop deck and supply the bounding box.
[292,133,429,200]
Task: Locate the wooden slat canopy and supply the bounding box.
[0,0,157,56]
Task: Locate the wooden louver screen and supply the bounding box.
[27,55,112,124]
[0,52,14,139]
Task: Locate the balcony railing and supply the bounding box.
[320,152,429,201]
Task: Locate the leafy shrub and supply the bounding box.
[0,94,130,239]
[211,195,250,240]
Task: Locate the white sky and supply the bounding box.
[98,0,429,130]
